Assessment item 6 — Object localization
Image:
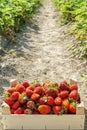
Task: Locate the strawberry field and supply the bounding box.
[54,0,87,57]
[0,0,41,42]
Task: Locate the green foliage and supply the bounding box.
[0,0,41,41]
[54,0,87,57]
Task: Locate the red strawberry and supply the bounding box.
[12,101,20,110]
[69,84,78,91]
[27,100,35,109]
[47,96,54,106]
[52,106,62,114]
[31,93,40,101]
[59,91,69,99]
[18,92,28,104]
[14,107,22,114]
[45,89,57,98]
[28,86,35,91]
[54,97,62,106]
[4,97,14,107]
[38,96,47,105]
[11,92,19,101]
[16,84,25,93]
[22,81,30,88]
[7,87,16,94]
[60,80,69,91]
[34,83,41,88]
[26,87,33,97]
[34,87,43,95]
[69,90,80,101]
[11,109,15,114]
[62,99,69,110]
[38,105,51,114]
[69,102,77,114]
[23,108,32,114]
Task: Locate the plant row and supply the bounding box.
[54,0,87,57]
[0,0,41,41]
[4,80,80,114]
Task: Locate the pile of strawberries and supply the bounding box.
[4,80,80,114]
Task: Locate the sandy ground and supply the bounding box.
[0,0,87,129]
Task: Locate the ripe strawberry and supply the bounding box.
[69,84,78,91]
[4,97,14,107]
[26,87,33,97]
[46,96,54,106]
[28,86,35,91]
[27,100,35,109]
[12,101,20,110]
[18,92,28,104]
[59,91,69,99]
[34,83,41,88]
[69,90,80,101]
[38,105,51,114]
[54,97,62,106]
[22,81,30,88]
[16,84,25,93]
[14,107,22,114]
[23,108,32,114]
[11,92,19,101]
[69,102,77,114]
[52,106,62,114]
[31,93,40,101]
[60,80,69,91]
[34,87,43,95]
[11,109,15,114]
[38,96,47,105]
[62,99,69,110]
[7,87,16,94]
[45,89,57,98]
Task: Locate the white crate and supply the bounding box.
[1,102,85,130]
[2,114,85,130]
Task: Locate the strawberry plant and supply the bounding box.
[54,0,87,58]
[0,0,41,44]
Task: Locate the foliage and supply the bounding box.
[0,0,41,42]
[54,0,87,58]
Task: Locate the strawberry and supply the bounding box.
[11,92,19,101]
[38,96,47,105]
[69,102,77,114]
[59,91,69,99]
[38,105,51,114]
[69,84,78,91]
[62,99,69,110]
[22,81,30,88]
[14,107,22,114]
[69,90,80,101]
[16,84,25,93]
[27,100,35,110]
[28,86,35,91]
[34,87,43,95]
[7,87,16,94]
[52,106,62,114]
[12,101,20,110]
[18,92,28,104]
[60,80,69,91]
[26,87,33,97]
[11,109,15,114]
[23,108,32,114]
[46,96,54,106]
[54,97,62,106]
[4,97,14,107]
[31,93,40,101]
[45,89,57,98]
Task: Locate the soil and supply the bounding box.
[0,0,87,129]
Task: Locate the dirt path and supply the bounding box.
[0,0,87,129]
